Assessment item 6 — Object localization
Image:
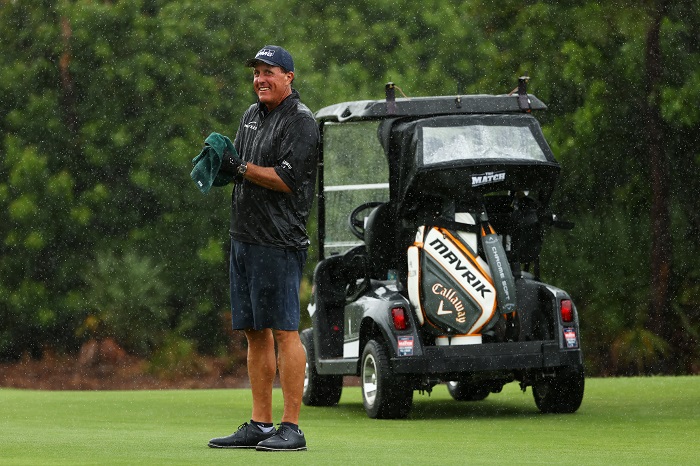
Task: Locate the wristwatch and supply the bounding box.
[237,161,248,176]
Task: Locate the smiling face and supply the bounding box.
[253,62,294,111]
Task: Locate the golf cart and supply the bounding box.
[301,79,584,418]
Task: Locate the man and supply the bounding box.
[208,45,319,452]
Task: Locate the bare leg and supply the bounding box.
[274,329,306,425]
[244,328,276,423]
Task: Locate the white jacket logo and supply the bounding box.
[244,122,258,130]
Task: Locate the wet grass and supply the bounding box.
[1,376,698,465]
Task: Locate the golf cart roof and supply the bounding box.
[315,94,548,123]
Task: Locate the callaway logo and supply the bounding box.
[257,48,275,58]
[437,301,452,315]
[244,122,258,130]
[472,171,506,187]
[484,235,499,244]
[281,160,292,170]
[432,284,467,323]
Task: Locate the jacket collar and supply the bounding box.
[257,88,300,117]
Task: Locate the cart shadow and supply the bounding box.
[330,399,539,420]
[410,398,538,419]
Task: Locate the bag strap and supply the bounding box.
[480,222,517,315]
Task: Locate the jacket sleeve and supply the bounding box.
[273,115,319,192]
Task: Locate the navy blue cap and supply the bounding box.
[245,45,295,72]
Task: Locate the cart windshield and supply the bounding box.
[422,124,547,166]
[322,121,389,257]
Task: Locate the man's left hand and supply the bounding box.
[220,149,245,175]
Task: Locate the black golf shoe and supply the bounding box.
[255,424,307,451]
[208,422,276,449]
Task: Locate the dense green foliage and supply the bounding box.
[1,0,698,374]
[2,378,699,464]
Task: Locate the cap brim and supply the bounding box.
[245,58,277,68]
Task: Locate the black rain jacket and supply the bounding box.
[230,90,319,249]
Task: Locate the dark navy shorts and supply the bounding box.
[229,240,307,331]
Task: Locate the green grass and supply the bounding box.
[1,376,698,465]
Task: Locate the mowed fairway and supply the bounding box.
[1,376,697,465]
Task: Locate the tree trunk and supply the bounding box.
[59,16,78,135]
[645,2,671,350]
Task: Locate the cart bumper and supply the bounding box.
[391,341,582,375]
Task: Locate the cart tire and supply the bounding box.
[446,381,490,401]
[300,328,342,406]
[361,339,413,419]
[533,364,585,414]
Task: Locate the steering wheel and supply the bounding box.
[348,201,384,240]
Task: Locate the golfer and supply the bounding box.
[208,45,319,452]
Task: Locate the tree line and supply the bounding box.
[1,0,698,375]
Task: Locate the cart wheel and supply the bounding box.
[300,328,342,406]
[446,381,490,401]
[533,364,585,414]
[361,339,413,419]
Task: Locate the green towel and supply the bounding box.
[190,132,236,194]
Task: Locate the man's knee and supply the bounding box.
[273,329,300,344]
[244,328,274,349]
[273,329,297,336]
